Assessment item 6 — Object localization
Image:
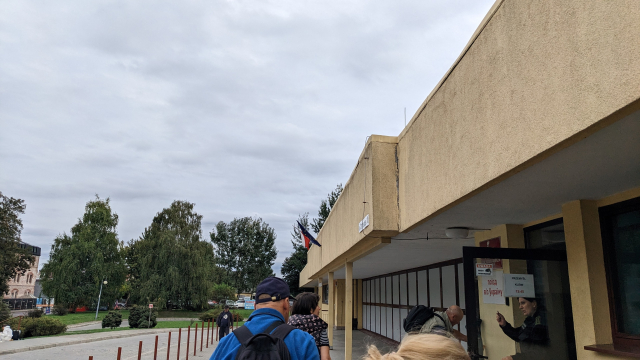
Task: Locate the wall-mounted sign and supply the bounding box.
[479,237,503,269]
[244,299,255,310]
[504,274,535,297]
[476,263,493,276]
[359,214,370,233]
[482,270,505,304]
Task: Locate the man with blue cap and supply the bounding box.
[210,276,319,360]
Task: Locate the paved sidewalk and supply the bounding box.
[0,328,172,356]
[330,329,398,360]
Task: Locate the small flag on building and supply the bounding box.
[297,221,322,249]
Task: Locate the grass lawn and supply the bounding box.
[30,320,246,338]
[50,310,130,325]
[48,308,253,327]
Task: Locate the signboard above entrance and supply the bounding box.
[504,274,535,297]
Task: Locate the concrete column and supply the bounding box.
[562,200,613,359]
[328,271,334,348]
[345,261,353,360]
[356,279,363,329]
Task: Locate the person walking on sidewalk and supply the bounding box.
[217,305,233,339]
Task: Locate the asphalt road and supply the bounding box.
[2,331,217,360]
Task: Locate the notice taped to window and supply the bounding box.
[504,274,535,298]
[482,270,505,304]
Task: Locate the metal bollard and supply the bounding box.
[206,320,210,348]
[177,328,182,360]
[138,340,143,360]
[154,335,159,360]
[89,357,93,360]
[117,347,122,360]
[194,323,198,356]
[200,321,204,352]
[186,326,190,360]
[167,332,172,360]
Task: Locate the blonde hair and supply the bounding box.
[363,334,470,360]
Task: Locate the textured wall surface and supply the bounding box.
[398,0,640,232]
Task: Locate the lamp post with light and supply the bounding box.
[95,279,108,320]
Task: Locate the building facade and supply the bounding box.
[4,243,41,299]
[299,1,640,359]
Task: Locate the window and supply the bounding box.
[600,196,640,348]
[11,289,18,298]
[322,284,328,304]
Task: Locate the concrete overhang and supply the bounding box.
[299,135,400,287]
[321,104,640,281]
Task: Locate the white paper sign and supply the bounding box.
[482,270,505,304]
[476,263,493,276]
[359,214,369,233]
[504,274,535,297]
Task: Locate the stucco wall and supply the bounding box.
[398,0,640,232]
[300,136,399,286]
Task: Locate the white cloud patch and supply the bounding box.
[1,0,495,275]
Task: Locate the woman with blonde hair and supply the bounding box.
[364,333,470,360]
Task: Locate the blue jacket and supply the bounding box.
[210,308,320,360]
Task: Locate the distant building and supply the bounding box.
[3,243,41,299]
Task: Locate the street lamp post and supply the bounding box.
[95,279,108,320]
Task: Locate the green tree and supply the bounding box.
[40,197,126,310]
[0,192,34,296]
[310,184,343,233]
[281,184,343,295]
[210,283,236,303]
[280,213,312,296]
[211,217,277,293]
[128,200,215,310]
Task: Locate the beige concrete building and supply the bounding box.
[4,243,41,299]
[299,1,640,359]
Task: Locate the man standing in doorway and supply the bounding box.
[217,305,232,339]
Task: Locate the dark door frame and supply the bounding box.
[462,246,568,355]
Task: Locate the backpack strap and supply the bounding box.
[433,313,446,324]
[232,326,254,347]
[270,323,295,340]
[232,320,284,346]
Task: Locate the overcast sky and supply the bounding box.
[0,0,494,275]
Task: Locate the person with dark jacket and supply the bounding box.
[288,292,330,360]
[496,297,549,360]
[217,305,232,339]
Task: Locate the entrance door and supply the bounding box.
[463,246,577,360]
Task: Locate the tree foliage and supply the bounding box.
[310,184,343,234]
[0,192,34,295]
[211,217,277,293]
[127,200,216,310]
[40,197,126,310]
[282,184,343,296]
[210,283,236,303]
[280,213,312,296]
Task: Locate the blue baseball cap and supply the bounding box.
[255,277,291,304]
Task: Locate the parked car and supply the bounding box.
[235,300,245,309]
[225,299,236,309]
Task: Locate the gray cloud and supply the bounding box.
[0,0,495,275]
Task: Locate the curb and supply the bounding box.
[67,321,101,329]
[0,329,171,356]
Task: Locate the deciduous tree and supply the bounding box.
[0,192,34,296]
[128,200,216,310]
[210,217,277,293]
[311,184,343,234]
[40,197,126,310]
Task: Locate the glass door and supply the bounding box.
[463,247,577,360]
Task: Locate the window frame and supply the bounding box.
[600,196,640,348]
